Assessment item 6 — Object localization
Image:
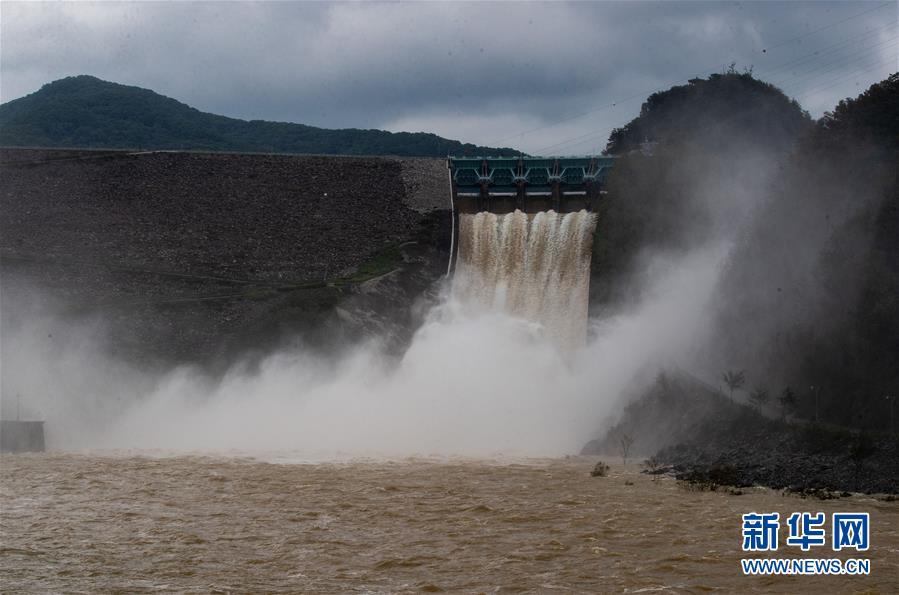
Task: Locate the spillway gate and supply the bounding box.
[448,156,615,214]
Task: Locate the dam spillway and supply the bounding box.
[451,209,597,347]
[448,156,610,346]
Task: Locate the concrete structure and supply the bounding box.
[448,156,615,214]
[0,149,452,364]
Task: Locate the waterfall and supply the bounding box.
[452,209,597,347]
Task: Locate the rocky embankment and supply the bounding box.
[656,426,898,496]
[0,149,452,365]
[583,370,898,495]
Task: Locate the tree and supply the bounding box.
[748,387,770,413]
[619,432,635,466]
[722,370,746,401]
[848,431,876,492]
[779,386,797,420]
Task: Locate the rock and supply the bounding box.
[590,461,610,477]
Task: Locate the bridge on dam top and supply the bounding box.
[448,156,615,214]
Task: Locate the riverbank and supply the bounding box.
[583,371,899,495]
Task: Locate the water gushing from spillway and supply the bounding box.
[452,209,597,348]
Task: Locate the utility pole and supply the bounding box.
[810,385,820,423]
[887,395,896,435]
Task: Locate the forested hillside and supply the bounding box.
[594,71,898,431]
[593,70,814,306]
[0,76,518,157]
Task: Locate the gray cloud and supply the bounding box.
[2,1,896,153]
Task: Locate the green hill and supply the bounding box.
[0,75,518,157]
[604,69,811,155]
[592,70,898,432]
[592,71,815,306]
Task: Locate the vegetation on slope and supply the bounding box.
[593,70,898,434]
[714,73,899,429]
[584,371,898,494]
[593,70,814,306]
[604,68,811,155]
[0,75,518,157]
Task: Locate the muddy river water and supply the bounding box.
[1,454,896,593]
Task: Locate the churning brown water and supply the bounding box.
[1,453,896,593]
[452,210,596,348]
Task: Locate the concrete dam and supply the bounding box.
[0,150,614,361]
[0,149,613,441]
[0,149,453,367]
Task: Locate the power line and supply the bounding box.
[534,125,613,155]
[793,53,898,100]
[544,50,897,156]
[534,36,897,154]
[761,1,892,53]
[488,2,894,149]
[780,39,898,97]
[487,2,891,146]
[543,128,615,155]
[769,34,898,88]
[760,22,897,80]
[487,88,654,146]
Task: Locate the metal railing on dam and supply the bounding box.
[448,156,615,214]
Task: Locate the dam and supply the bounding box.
[448,156,614,346]
[0,149,613,366]
[0,148,611,451]
[0,149,452,364]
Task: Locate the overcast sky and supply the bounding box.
[2,1,896,154]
